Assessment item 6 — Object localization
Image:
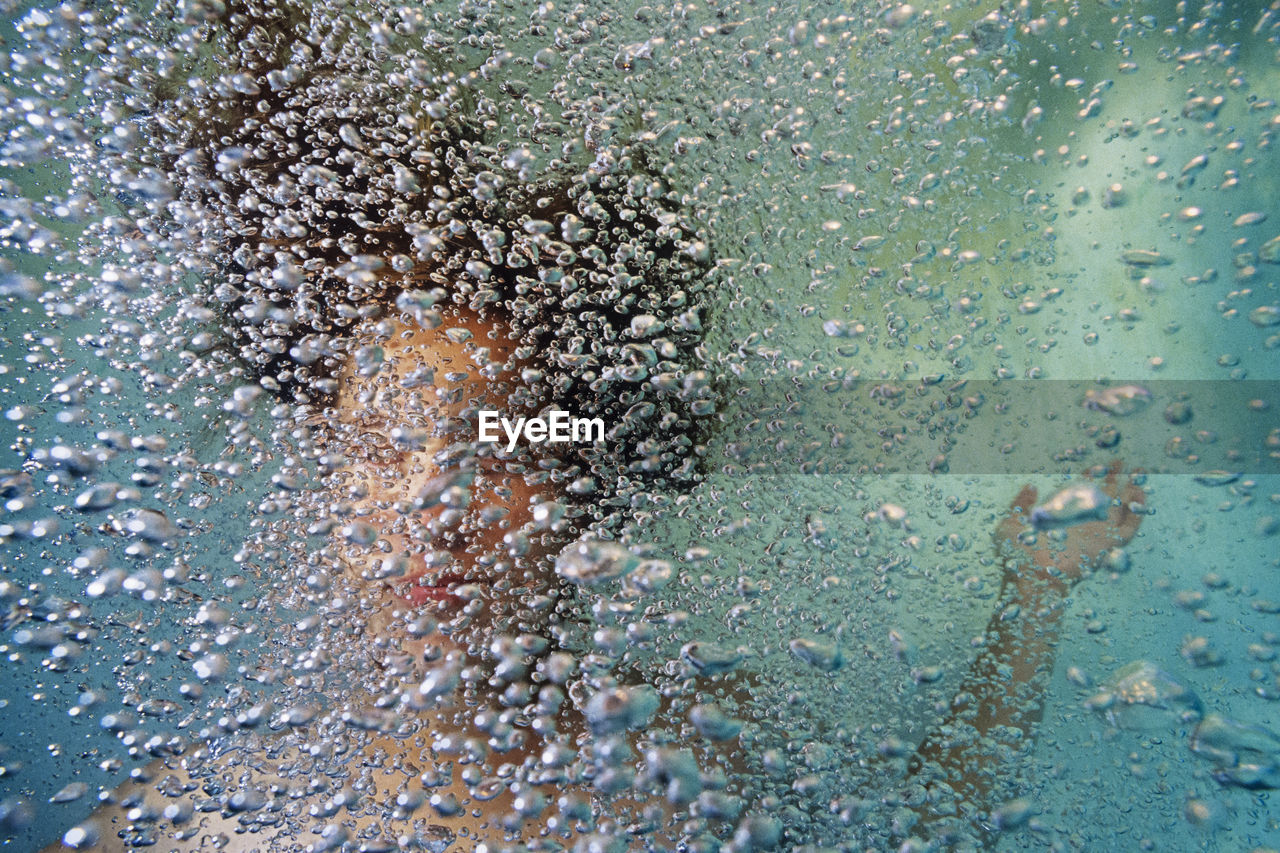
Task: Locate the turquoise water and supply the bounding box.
[1,0,1278,850]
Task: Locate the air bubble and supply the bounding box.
[1086,661,1202,730]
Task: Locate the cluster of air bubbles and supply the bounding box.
[7,0,1280,848]
[1082,662,1280,792]
[67,0,722,523]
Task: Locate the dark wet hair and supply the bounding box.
[144,0,718,504]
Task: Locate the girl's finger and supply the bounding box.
[1010,484,1038,515]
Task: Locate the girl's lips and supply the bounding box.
[400,583,461,607]
[393,571,474,607]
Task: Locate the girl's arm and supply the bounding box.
[908,462,1146,835]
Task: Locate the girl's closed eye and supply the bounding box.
[355,437,414,471]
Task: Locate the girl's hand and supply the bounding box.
[996,460,1146,594]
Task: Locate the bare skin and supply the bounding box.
[907,461,1146,845]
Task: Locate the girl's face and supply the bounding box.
[312,310,600,843]
[331,307,562,655]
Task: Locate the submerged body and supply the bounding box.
[53,296,1148,849]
